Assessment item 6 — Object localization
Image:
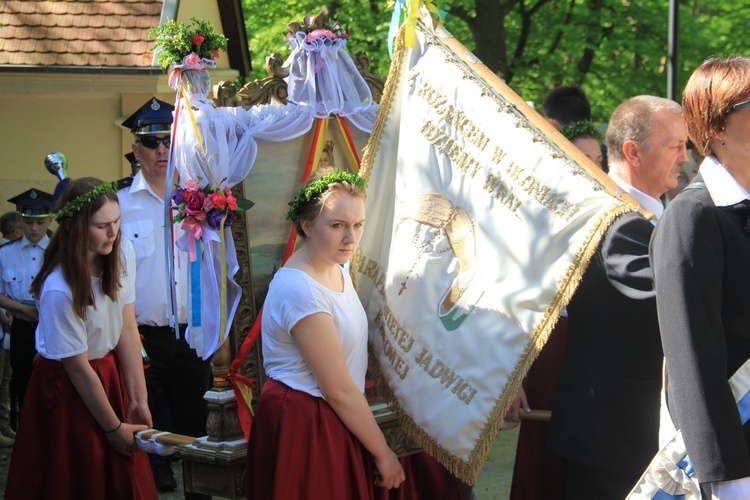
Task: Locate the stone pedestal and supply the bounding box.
[175,389,247,499]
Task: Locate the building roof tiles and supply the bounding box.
[0,0,163,67]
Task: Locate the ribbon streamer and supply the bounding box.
[164,92,183,334]
[191,242,202,327]
[219,212,228,344]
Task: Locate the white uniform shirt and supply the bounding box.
[118,172,187,326]
[609,171,665,220]
[0,234,49,303]
[36,239,136,360]
[262,267,368,398]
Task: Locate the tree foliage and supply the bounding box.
[241,0,750,122]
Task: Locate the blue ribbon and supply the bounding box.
[654,490,685,500]
[737,385,750,424]
[191,241,202,327]
[650,382,750,498]
[387,0,404,58]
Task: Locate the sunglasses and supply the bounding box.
[137,136,171,149]
[730,100,750,113]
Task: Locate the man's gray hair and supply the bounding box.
[606,95,682,164]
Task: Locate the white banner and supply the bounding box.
[356,22,638,483]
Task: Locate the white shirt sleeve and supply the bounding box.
[36,289,88,360]
[120,238,136,305]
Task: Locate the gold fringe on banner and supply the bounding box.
[358,21,642,484]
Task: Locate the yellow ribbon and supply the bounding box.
[334,116,360,169]
[218,210,228,344]
[314,117,329,173]
[404,0,420,49]
[179,86,221,188]
[402,0,442,49]
[179,83,229,346]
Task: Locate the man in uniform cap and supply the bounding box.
[0,188,54,428]
[118,98,211,496]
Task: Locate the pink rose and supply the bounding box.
[226,195,238,211]
[183,190,205,215]
[209,192,227,209]
[183,52,202,68]
[192,34,205,46]
[184,179,201,191]
[203,197,214,211]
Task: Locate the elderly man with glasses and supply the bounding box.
[118,98,211,497]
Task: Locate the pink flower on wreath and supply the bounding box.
[209,192,227,210]
[183,52,202,68]
[184,179,201,191]
[224,188,238,211]
[226,194,238,211]
[306,29,337,43]
[203,197,214,211]
[183,190,205,215]
[193,34,205,46]
[194,211,207,222]
[213,50,220,59]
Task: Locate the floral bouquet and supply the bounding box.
[171,179,253,259]
[148,17,228,95]
[149,17,228,69]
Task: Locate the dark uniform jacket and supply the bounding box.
[651,176,750,484]
[548,211,663,478]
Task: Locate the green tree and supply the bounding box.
[241,0,750,122]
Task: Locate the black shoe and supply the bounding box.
[153,469,178,492]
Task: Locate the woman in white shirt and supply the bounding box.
[246,169,405,499]
[5,178,157,499]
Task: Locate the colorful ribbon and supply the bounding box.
[190,242,202,327]
[388,0,444,56]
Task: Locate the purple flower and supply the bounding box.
[206,209,235,229]
[172,188,185,206]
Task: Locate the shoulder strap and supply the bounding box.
[116,177,134,191]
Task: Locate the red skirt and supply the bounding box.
[509,316,568,500]
[246,378,375,499]
[5,352,157,500]
[375,452,467,500]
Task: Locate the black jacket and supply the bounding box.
[548,211,663,477]
[650,176,750,484]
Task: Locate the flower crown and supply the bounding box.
[148,17,228,70]
[285,171,366,221]
[55,181,119,222]
[286,8,348,44]
[559,121,602,142]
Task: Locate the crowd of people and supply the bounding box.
[0,55,749,499]
[509,57,750,500]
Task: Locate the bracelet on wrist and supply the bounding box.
[105,421,122,434]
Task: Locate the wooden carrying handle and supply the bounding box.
[137,429,196,446]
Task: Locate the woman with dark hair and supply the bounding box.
[651,57,750,497]
[560,120,603,168]
[5,177,157,499]
[246,169,405,499]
